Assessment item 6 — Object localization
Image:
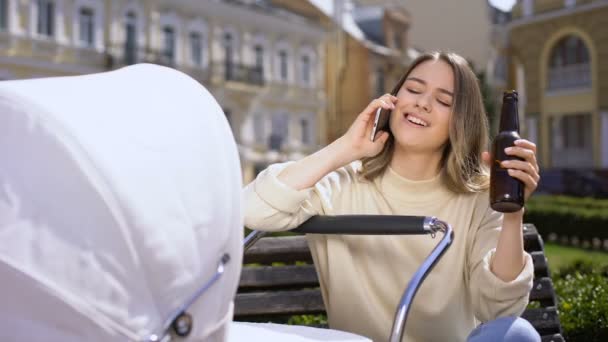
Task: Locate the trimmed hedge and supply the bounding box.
[554,260,608,342]
[524,195,608,242]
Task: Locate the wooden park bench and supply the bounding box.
[234,219,564,342]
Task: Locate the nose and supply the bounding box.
[415,93,431,113]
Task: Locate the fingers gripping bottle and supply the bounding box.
[490,90,525,213]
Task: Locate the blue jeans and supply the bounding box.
[467,316,541,342]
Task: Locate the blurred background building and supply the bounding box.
[0,0,326,183]
[505,0,608,196]
[276,0,416,144]
[0,0,416,183]
[1,0,605,192]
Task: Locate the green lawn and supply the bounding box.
[544,243,608,272]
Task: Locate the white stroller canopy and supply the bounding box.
[0,64,243,341]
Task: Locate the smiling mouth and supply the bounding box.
[404,113,429,127]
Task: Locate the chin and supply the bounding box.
[394,137,443,153]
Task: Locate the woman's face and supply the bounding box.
[389,59,454,154]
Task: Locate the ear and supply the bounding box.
[481,151,492,167]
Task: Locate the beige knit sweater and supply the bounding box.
[243,161,534,342]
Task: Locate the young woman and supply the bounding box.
[243,52,541,342]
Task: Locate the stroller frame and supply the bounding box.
[243,215,454,342]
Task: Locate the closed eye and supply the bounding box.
[437,99,451,107]
[406,88,421,94]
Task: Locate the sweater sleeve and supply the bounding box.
[468,203,534,322]
[243,161,354,232]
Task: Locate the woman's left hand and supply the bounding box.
[482,139,540,201]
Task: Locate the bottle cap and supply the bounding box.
[503,90,518,100]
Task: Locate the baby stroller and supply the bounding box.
[0,65,452,342]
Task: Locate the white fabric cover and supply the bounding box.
[0,64,243,341]
[229,322,371,342]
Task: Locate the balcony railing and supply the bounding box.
[215,62,264,86]
[548,63,591,91]
[106,46,265,86]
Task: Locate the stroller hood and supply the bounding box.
[0,64,243,341]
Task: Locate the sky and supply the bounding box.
[488,0,517,11]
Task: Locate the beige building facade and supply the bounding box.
[0,0,107,79]
[507,0,608,168]
[0,0,328,184]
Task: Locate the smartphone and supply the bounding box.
[370,107,391,142]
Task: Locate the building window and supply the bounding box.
[224,32,234,80]
[548,35,590,91]
[269,113,288,150]
[493,55,507,83]
[525,116,538,144]
[162,26,176,64]
[300,118,310,144]
[551,113,593,167]
[376,67,385,97]
[254,45,264,73]
[523,0,533,17]
[37,0,55,37]
[562,114,590,149]
[254,44,264,83]
[190,32,202,66]
[393,31,403,50]
[0,0,7,31]
[279,50,288,81]
[253,114,265,143]
[301,55,310,85]
[79,7,94,47]
[124,11,137,64]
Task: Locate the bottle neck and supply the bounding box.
[499,99,519,132]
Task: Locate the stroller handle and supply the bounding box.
[243,215,441,250]
[243,215,454,342]
[293,215,432,235]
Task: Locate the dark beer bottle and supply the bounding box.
[490,90,524,213]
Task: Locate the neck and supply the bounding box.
[389,145,444,181]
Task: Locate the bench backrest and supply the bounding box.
[235,224,564,342]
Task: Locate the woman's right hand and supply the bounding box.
[276,94,397,190]
[339,93,396,160]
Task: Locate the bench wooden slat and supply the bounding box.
[246,225,543,265]
[240,265,319,289]
[244,236,312,264]
[235,289,324,317]
[521,307,561,336]
[541,334,565,342]
[239,271,556,304]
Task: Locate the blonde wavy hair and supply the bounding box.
[361,51,490,194]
